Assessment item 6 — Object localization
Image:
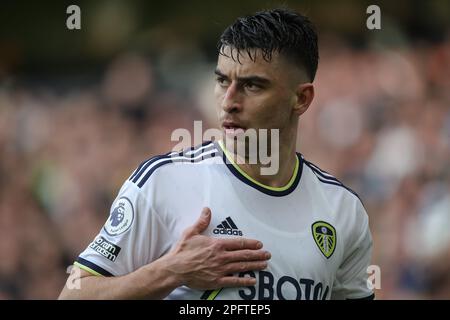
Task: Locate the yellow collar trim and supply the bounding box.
[218,140,299,192]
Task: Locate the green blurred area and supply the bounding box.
[1,0,449,76]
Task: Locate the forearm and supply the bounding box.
[58,257,182,300]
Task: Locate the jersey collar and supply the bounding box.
[216,140,303,197]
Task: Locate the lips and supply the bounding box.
[221,120,246,135]
[222,120,246,130]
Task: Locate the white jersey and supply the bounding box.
[76,141,374,300]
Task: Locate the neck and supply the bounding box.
[220,132,298,188]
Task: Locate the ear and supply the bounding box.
[293,83,314,116]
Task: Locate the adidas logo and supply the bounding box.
[213,217,243,236]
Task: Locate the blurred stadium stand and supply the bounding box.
[0,0,449,299]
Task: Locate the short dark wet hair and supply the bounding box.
[218,8,319,82]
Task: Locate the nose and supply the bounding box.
[221,82,243,114]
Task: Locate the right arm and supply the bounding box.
[59,208,270,299]
[58,257,181,300]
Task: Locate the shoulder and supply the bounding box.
[300,154,364,206]
[300,155,371,251]
[127,141,221,189]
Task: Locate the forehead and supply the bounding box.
[216,46,288,78]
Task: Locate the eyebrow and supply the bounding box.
[214,68,271,86]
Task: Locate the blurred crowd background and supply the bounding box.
[0,0,449,299]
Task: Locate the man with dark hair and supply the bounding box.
[218,8,318,82]
[59,8,374,300]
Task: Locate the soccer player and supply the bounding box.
[59,8,374,300]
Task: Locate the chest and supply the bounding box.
[165,193,343,300]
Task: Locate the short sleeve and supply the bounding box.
[331,202,374,300]
[75,180,173,277]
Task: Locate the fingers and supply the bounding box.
[219,237,263,251]
[222,261,268,274]
[216,275,257,288]
[214,260,268,288]
[223,249,271,263]
[182,207,211,238]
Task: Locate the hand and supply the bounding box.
[163,207,271,290]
